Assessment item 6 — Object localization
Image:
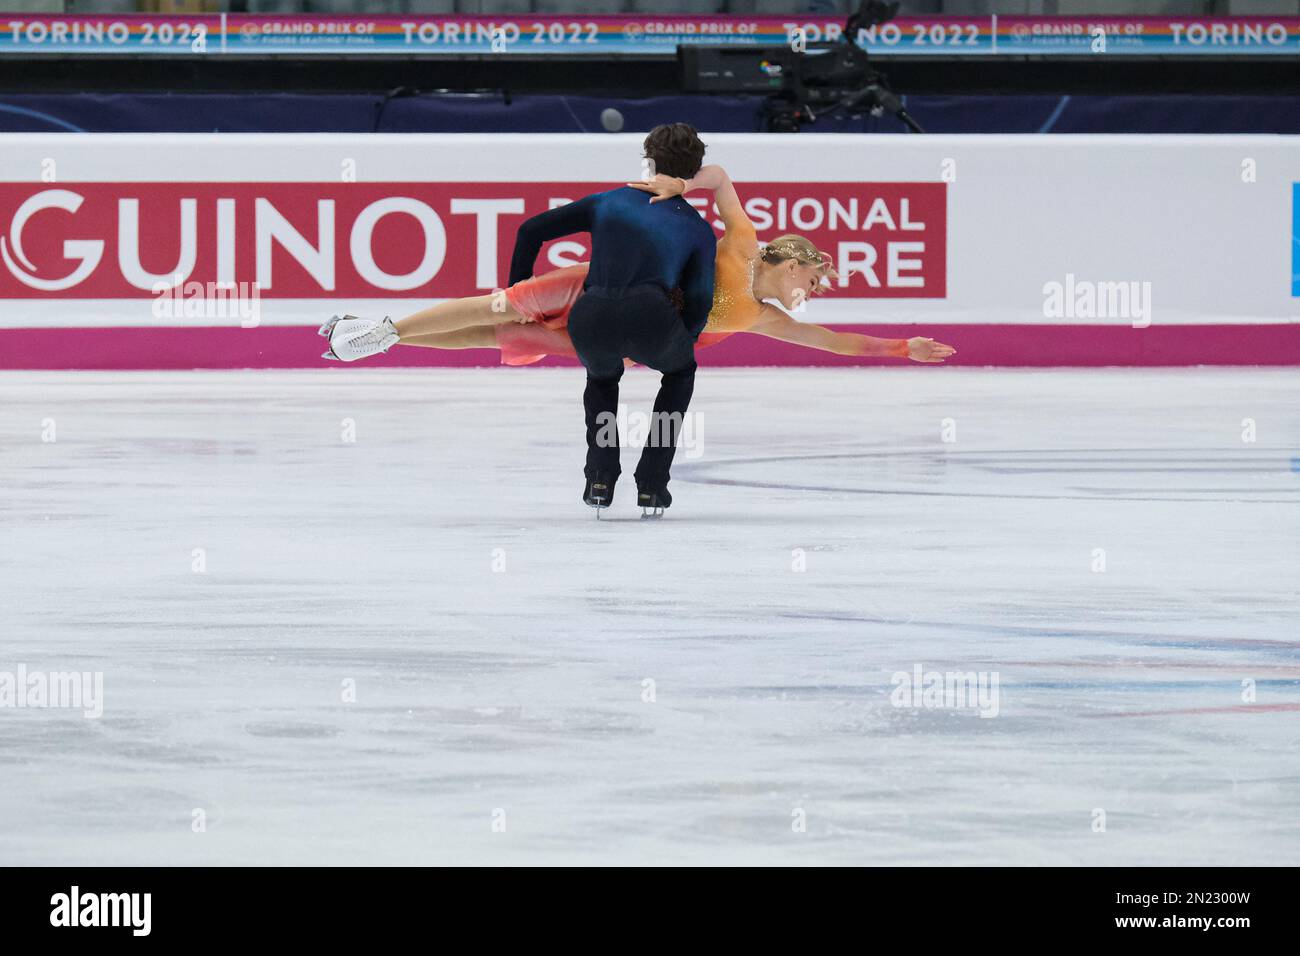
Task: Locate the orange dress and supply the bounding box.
[495,218,769,365]
[496,264,588,365]
[694,216,766,350]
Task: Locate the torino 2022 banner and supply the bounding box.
[0,133,1296,368]
[0,15,1298,57]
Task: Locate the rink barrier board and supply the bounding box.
[0,133,1296,367]
[4,324,1298,370]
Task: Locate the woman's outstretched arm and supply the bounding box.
[748,307,955,362]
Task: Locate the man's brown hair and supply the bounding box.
[642,123,707,180]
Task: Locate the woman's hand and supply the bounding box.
[627,174,688,204]
[907,337,956,363]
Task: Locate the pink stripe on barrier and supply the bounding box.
[2,323,1299,371]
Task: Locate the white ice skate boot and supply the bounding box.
[322,315,399,362]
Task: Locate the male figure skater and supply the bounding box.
[507,124,716,516]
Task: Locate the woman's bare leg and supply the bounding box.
[393,293,521,339]
[397,327,499,351]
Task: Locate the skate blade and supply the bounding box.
[640,507,664,520]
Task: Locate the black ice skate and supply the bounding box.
[636,484,671,519]
[583,474,617,518]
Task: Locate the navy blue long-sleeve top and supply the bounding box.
[507,186,717,338]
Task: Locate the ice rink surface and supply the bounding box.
[1,366,1297,866]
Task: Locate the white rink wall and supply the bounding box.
[0,134,1297,367]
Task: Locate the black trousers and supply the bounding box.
[567,286,697,489]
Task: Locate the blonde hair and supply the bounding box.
[759,234,836,293]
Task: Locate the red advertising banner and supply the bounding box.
[0,181,946,299]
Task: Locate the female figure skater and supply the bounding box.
[322,164,955,366]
